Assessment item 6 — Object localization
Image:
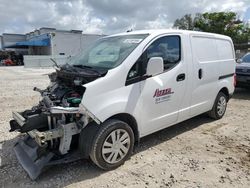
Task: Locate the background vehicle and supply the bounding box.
[3,59,15,66]
[9,30,235,180]
[236,53,250,88]
[0,51,24,66]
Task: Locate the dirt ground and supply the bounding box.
[0,66,249,188]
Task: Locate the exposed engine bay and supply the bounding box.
[9,64,106,180]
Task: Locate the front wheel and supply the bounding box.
[208,92,228,120]
[90,119,134,170]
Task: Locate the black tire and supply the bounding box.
[90,119,134,170]
[208,92,228,120]
[78,122,100,159]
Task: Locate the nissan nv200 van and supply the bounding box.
[10,30,236,179]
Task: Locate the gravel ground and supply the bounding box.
[0,66,250,188]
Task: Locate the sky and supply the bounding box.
[0,0,249,35]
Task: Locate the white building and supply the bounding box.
[0,35,2,49]
[1,27,105,56]
[0,28,105,67]
[1,33,28,55]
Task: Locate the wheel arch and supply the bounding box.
[219,87,229,101]
[106,113,140,144]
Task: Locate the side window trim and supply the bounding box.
[146,35,181,72]
[143,34,182,63]
[125,34,182,86]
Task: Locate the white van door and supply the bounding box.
[137,35,188,136]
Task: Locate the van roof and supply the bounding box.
[109,29,232,41]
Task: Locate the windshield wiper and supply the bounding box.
[73,64,93,69]
[72,64,102,76]
[50,58,59,68]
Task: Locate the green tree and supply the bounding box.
[173,14,200,30]
[173,12,250,44]
[173,14,193,30]
[194,12,249,44]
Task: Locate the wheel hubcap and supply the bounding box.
[217,96,226,116]
[102,129,131,164]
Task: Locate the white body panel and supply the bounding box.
[80,29,236,138]
[190,35,235,117]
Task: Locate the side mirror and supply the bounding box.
[146,57,164,76]
[236,59,242,63]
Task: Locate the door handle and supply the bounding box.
[198,68,203,79]
[176,73,185,82]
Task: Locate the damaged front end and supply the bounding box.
[9,64,104,180]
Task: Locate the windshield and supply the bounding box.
[67,34,148,70]
[242,54,250,63]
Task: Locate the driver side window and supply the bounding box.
[146,35,181,71]
[126,35,181,86]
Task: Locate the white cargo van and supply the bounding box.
[10,30,236,179]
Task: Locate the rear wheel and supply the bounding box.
[208,92,228,119]
[90,119,134,170]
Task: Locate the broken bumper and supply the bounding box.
[14,136,83,180]
[10,111,47,133]
[10,110,84,179]
[14,136,54,180]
